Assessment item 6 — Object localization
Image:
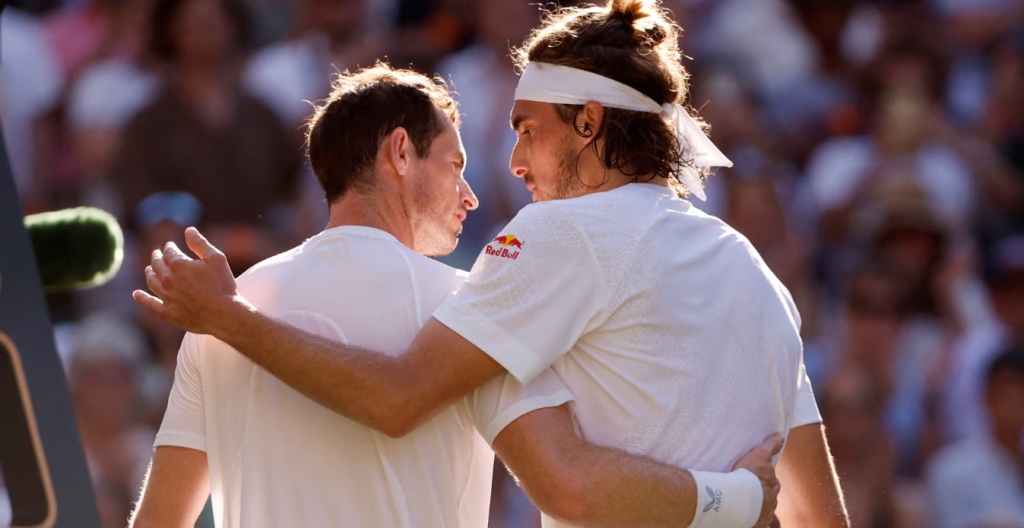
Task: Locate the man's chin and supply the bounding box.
[420,236,459,258]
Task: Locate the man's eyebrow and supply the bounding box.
[511,114,524,131]
[456,151,466,168]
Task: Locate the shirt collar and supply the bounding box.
[305,225,402,246]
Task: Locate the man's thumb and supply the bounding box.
[765,433,785,457]
[185,227,224,264]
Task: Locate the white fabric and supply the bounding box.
[433,183,821,528]
[688,469,762,528]
[156,226,573,528]
[514,63,733,201]
[67,59,157,132]
[927,435,1024,528]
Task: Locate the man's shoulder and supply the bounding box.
[392,246,468,312]
[236,245,305,284]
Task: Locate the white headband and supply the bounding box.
[514,62,733,201]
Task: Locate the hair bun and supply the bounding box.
[607,0,656,25]
[606,0,669,46]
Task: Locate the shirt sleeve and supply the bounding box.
[465,368,575,445]
[792,360,822,428]
[154,333,206,452]
[432,203,607,384]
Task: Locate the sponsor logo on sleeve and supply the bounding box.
[486,235,523,260]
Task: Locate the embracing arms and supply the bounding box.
[496,404,783,528]
[135,229,782,527]
[136,229,504,436]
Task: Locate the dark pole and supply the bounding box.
[0,5,103,524]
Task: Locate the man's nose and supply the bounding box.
[459,177,479,211]
[509,143,528,179]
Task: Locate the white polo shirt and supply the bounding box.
[155,226,573,528]
[434,183,821,527]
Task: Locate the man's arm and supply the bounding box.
[135,229,504,438]
[129,446,209,528]
[493,404,783,528]
[774,423,850,528]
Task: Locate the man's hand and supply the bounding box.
[134,227,247,335]
[732,433,784,528]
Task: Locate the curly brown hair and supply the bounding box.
[513,0,709,195]
[305,62,460,202]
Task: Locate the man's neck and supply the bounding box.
[324,187,415,249]
[576,146,669,196]
[580,166,669,196]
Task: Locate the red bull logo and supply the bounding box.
[486,234,523,260]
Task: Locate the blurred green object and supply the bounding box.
[24,207,124,292]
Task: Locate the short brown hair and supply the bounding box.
[514,0,707,193]
[305,63,460,202]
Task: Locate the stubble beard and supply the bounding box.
[408,168,458,258]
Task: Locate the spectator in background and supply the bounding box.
[0,7,64,205]
[110,0,301,272]
[944,235,1024,442]
[244,0,374,132]
[244,0,378,240]
[820,363,898,528]
[928,345,1024,528]
[435,0,539,268]
[868,185,955,476]
[67,313,155,528]
[65,0,159,216]
[726,175,819,339]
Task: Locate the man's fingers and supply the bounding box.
[185,226,236,288]
[764,433,785,456]
[133,290,166,316]
[185,227,225,263]
[151,251,171,279]
[163,241,192,265]
[145,267,168,298]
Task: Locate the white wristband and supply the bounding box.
[687,469,762,528]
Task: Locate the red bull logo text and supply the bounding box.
[487,235,523,260]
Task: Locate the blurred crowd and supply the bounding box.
[1,0,1023,526]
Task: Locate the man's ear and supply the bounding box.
[386,127,413,177]
[574,102,605,145]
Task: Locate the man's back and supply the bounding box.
[556,183,813,469]
[437,182,820,494]
[158,226,492,528]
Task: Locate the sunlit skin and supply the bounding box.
[509,100,671,203]
[323,108,478,259]
[403,114,477,256]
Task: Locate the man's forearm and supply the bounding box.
[556,441,699,527]
[775,423,850,528]
[208,303,503,437]
[130,446,209,528]
[494,405,696,527]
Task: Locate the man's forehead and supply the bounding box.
[510,100,548,129]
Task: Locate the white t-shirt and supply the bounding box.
[434,183,821,527]
[156,226,573,528]
[927,435,1024,528]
